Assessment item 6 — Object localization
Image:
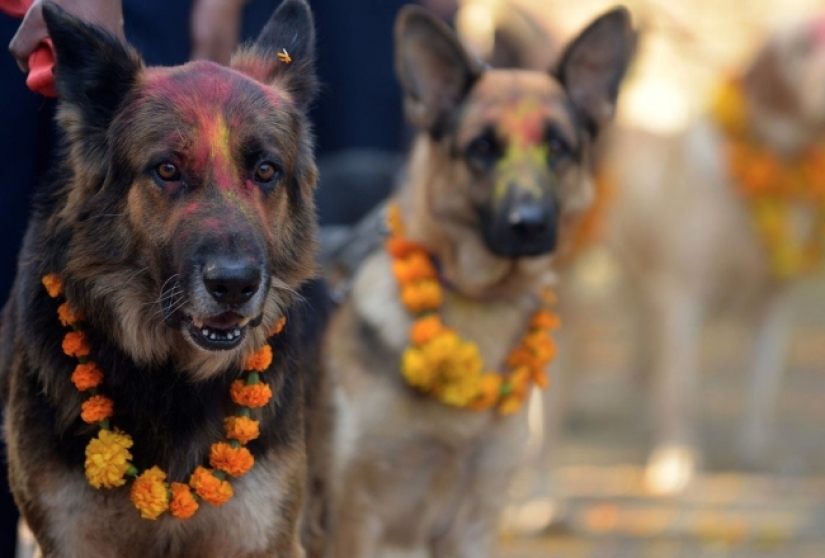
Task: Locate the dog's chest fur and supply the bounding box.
[326,250,536,546]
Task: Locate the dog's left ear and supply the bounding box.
[556,7,635,136]
[232,0,316,107]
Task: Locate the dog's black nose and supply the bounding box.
[508,203,551,242]
[202,257,262,305]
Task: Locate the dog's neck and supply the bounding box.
[395,136,555,303]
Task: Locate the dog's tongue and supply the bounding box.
[203,312,242,329]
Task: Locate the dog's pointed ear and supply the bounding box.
[395,6,482,135]
[556,7,635,136]
[231,0,317,107]
[43,2,141,135]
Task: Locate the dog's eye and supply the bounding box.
[155,162,181,182]
[547,137,570,159]
[254,161,280,183]
[466,136,500,166]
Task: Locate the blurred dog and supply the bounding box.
[0,1,328,556]
[600,18,825,493]
[322,6,634,557]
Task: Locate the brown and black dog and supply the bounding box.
[323,6,634,557]
[0,1,328,556]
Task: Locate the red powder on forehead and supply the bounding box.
[499,97,546,146]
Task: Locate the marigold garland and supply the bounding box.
[44,276,285,520]
[386,204,560,415]
[712,79,825,278]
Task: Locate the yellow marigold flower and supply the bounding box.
[409,315,445,346]
[392,252,437,284]
[42,274,63,298]
[425,332,482,382]
[84,430,133,488]
[386,204,404,237]
[498,394,523,416]
[439,375,480,408]
[189,466,233,506]
[62,330,91,358]
[71,362,103,391]
[130,466,169,520]
[230,380,273,408]
[170,482,199,519]
[401,347,437,390]
[210,442,255,477]
[400,280,443,313]
[80,395,114,423]
[57,301,85,327]
[267,317,286,337]
[529,309,560,331]
[224,415,260,444]
[244,345,273,372]
[467,373,502,411]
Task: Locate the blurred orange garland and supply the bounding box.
[386,204,560,415]
[712,79,825,278]
[41,273,284,520]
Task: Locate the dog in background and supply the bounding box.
[0,1,328,556]
[322,5,634,557]
[597,18,825,494]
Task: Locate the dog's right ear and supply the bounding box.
[232,0,317,108]
[395,6,482,135]
[43,2,141,140]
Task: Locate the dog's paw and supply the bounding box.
[643,444,698,496]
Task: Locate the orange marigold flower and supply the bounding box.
[230,380,273,408]
[529,309,561,331]
[524,331,556,364]
[400,280,442,313]
[42,274,63,298]
[189,466,233,506]
[498,394,524,416]
[169,482,199,519]
[467,373,503,411]
[392,252,437,284]
[506,347,539,372]
[210,442,255,477]
[130,466,169,520]
[71,362,103,391]
[244,344,273,372]
[386,204,405,236]
[80,395,114,423]
[409,315,445,346]
[508,367,532,399]
[63,330,91,358]
[386,237,426,259]
[84,429,133,488]
[532,368,550,390]
[57,301,85,327]
[268,317,287,337]
[224,415,260,444]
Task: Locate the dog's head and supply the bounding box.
[44,0,317,377]
[745,16,825,151]
[395,7,633,294]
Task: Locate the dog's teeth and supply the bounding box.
[209,333,217,340]
[238,317,252,327]
[202,329,209,336]
[234,328,241,336]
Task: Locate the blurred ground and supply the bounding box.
[495,255,825,557]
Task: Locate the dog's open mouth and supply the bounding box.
[185,312,252,351]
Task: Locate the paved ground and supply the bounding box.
[495,263,825,557]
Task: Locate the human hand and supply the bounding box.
[9,0,124,72]
[190,0,246,65]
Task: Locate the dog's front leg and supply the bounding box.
[644,286,704,495]
[327,488,382,558]
[739,287,791,466]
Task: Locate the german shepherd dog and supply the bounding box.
[0,1,326,556]
[323,6,634,557]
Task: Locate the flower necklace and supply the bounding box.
[385,204,560,415]
[42,273,285,520]
[712,78,825,278]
